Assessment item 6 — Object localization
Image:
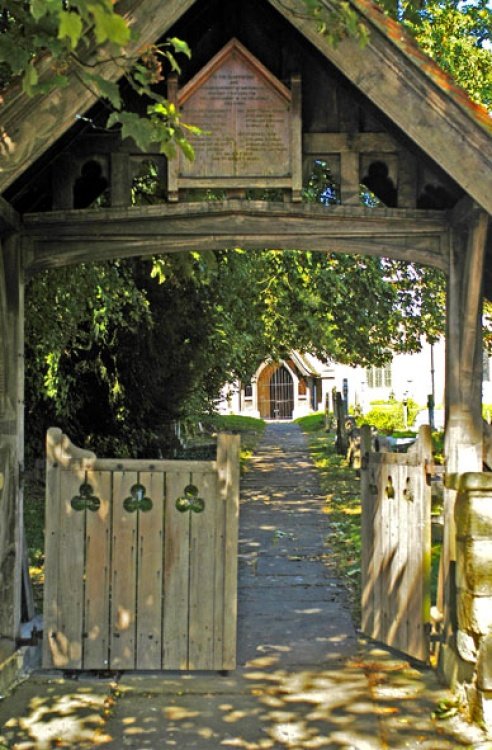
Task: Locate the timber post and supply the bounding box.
[440,204,489,684]
[0,225,24,666]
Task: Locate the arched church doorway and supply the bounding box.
[270,365,294,419]
[257,363,294,420]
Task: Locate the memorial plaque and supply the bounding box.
[168,39,302,200]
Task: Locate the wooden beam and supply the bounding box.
[0,233,24,646]
[303,132,399,154]
[451,196,477,229]
[460,210,488,404]
[21,201,450,273]
[0,198,20,234]
[268,0,492,215]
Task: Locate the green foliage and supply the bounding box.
[24,260,151,461]
[205,414,266,435]
[406,0,492,109]
[301,0,370,47]
[360,398,420,433]
[301,0,491,110]
[0,4,195,156]
[24,243,448,461]
[253,250,446,366]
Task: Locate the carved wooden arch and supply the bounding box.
[22,201,451,277]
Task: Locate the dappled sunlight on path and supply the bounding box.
[0,423,488,749]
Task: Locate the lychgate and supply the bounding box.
[0,0,490,721]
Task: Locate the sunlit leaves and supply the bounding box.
[22,63,39,96]
[300,0,370,47]
[301,0,490,108]
[0,3,195,158]
[406,1,492,108]
[86,74,122,109]
[88,4,131,46]
[58,11,83,49]
[25,261,150,418]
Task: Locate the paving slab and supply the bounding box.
[0,422,490,749]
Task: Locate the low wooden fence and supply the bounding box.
[43,427,240,672]
[360,425,433,663]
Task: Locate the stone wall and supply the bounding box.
[453,473,492,732]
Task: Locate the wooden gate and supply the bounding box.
[360,425,432,662]
[43,427,240,671]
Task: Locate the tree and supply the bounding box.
[401,0,491,108]
[300,0,491,108]
[24,259,150,460]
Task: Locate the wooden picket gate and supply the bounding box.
[42,427,240,671]
[360,425,432,663]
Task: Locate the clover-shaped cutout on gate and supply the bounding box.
[175,484,205,513]
[385,475,395,499]
[123,483,153,513]
[71,482,100,512]
[403,477,414,502]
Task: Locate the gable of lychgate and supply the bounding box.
[167,38,302,201]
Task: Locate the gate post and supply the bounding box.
[0,226,24,672]
[360,423,373,636]
[450,473,492,732]
[440,205,489,683]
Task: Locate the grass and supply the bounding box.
[200,413,266,471]
[294,412,326,433]
[205,413,266,452]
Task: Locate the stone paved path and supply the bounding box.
[0,423,489,749]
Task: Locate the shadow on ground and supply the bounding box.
[0,424,488,749]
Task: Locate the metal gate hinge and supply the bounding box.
[16,625,43,647]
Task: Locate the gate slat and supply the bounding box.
[57,468,86,668]
[360,426,374,638]
[212,474,226,670]
[188,471,217,669]
[83,470,111,670]
[42,447,61,668]
[136,471,164,670]
[407,466,431,661]
[220,434,240,670]
[163,470,191,669]
[373,461,385,642]
[387,465,401,649]
[407,466,421,659]
[393,465,409,652]
[110,471,138,670]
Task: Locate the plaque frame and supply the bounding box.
[167,38,302,202]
